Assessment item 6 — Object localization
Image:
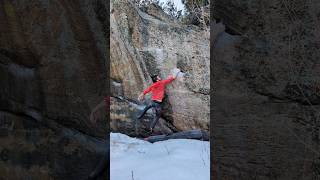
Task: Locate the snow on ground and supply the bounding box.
[110,133,210,180]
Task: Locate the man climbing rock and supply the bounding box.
[137,69,181,133]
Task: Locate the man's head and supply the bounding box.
[151,75,161,83]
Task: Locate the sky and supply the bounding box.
[159,0,186,14]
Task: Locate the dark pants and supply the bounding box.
[137,100,162,129]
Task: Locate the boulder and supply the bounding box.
[213,0,320,179]
[110,96,175,137]
[145,129,209,143]
[0,0,108,179]
[110,0,210,134]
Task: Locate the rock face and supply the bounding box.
[0,0,108,179]
[110,0,210,137]
[213,0,320,179]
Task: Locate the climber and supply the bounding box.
[137,68,181,133]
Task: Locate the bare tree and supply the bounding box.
[182,0,210,26]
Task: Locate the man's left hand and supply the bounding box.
[138,94,144,101]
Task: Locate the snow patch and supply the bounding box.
[111,133,210,180]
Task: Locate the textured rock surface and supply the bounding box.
[213,0,320,179]
[110,0,210,136]
[0,0,108,179]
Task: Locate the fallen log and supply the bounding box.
[145,129,209,143]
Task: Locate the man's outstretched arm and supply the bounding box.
[138,84,154,101]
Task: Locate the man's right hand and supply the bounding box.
[173,68,181,79]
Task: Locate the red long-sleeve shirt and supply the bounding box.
[143,76,175,102]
